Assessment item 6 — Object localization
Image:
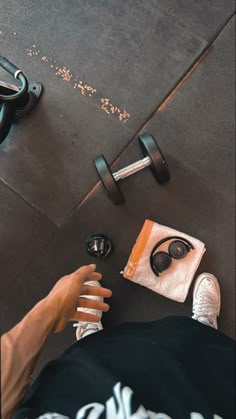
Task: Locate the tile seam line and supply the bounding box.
[63,11,236,221]
[110,11,236,160]
[1,13,234,227]
[1,15,235,298]
[0,177,58,227]
[61,49,210,219]
[62,46,208,221]
[156,7,235,45]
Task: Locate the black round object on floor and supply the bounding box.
[93,155,124,205]
[138,133,170,183]
[86,234,112,259]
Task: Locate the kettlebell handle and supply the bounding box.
[0,56,28,102]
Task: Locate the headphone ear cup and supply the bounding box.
[152,251,172,275]
[168,240,190,260]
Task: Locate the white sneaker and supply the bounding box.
[192,273,221,329]
[73,280,103,340]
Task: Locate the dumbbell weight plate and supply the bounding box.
[93,155,124,205]
[138,133,170,183]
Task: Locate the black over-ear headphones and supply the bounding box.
[150,236,194,276]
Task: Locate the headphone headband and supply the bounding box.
[151,236,194,256]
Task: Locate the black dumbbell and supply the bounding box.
[93,133,170,204]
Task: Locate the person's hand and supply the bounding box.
[45,264,112,333]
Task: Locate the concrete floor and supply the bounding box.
[0,1,235,374]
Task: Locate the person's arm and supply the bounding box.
[1,298,55,419]
[1,264,111,419]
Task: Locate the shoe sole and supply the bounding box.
[193,272,221,316]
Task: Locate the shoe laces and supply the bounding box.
[192,289,218,327]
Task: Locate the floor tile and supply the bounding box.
[0,180,57,294]
[157,0,235,41]
[0,0,207,224]
[141,15,235,203]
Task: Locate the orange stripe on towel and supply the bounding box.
[124,219,154,279]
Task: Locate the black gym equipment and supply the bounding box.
[150,236,194,276]
[0,56,43,145]
[86,234,112,259]
[93,133,170,204]
[93,155,124,205]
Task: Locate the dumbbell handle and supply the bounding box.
[113,156,151,181]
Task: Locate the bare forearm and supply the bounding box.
[1,298,56,419]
